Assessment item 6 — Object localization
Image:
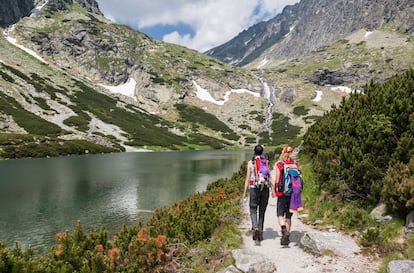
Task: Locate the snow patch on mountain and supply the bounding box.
[193,80,259,106]
[331,86,361,94]
[312,90,323,102]
[99,78,137,100]
[31,0,49,15]
[3,26,48,64]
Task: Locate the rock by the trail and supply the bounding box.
[388,260,414,273]
[300,231,360,257]
[370,203,393,223]
[232,249,277,273]
[404,210,414,235]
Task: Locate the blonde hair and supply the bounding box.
[278,146,296,161]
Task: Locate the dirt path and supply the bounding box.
[239,195,381,273]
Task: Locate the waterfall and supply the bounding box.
[259,78,274,130]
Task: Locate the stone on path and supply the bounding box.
[232,249,277,273]
[301,230,360,257]
[388,260,414,273]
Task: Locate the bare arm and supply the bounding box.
[273,164,281,196]
[267,159,273,192]
[242,161,251,199]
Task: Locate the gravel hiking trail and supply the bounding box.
[239,195,381,273]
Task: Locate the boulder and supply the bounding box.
[404,210,414,235]
[300,231,360,257]
[388,260,414,273]
[370,203,393,223]
[232,249,277,273]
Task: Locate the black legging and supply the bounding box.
[249,186,270,231]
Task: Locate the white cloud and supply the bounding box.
[96,0,299,52]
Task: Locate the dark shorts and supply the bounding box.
[277,195,293,219]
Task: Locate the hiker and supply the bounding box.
[242,145,271,243]
[272,146,302,245]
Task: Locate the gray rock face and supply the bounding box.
[0,0,102,28]
[206,0,414,66]
[310,69,360,86]
[0,0,34,27]
[45,0,102,15]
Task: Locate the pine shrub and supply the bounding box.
[382,157,414,217]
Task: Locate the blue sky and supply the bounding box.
[96,0,300,52]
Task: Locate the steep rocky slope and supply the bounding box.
[206,0,414,67]
[0,0,34,27]
[2,0,285,156]
[205,0,414,137]
[6,0,407,156]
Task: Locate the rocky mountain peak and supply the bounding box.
[45,0,102,16]
[0,0,34,27]
[0,0,102,28]
[206,0,414,66]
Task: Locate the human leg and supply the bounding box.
[285,218,292,232]
[249,188,259,240]
[257,187,269,241]
[257,187,269,232]
[277,196,292,245]
[284,196,293,231]
[276,196,289,227]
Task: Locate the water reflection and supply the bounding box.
[0,150,250,252]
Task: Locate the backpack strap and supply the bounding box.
[254,156,260,180]
[276,160,284,184]
[249,160,256,188]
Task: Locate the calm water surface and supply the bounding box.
[0,150,250,252]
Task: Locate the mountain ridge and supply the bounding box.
[0,0,282,157]
[1,0,413,158]
[206,0,414,67]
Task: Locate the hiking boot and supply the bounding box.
[253,228,260,241]
[281,232,290,246]
[258,231,264,241]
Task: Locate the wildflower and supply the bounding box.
[204,194,214,202]
[55,243,63,257]
[155,235,167,248]
[137,227,150,244]
[217,188,226,199]
[55,233,63,241]
[157,249,164,262]
[108,247,120,270]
